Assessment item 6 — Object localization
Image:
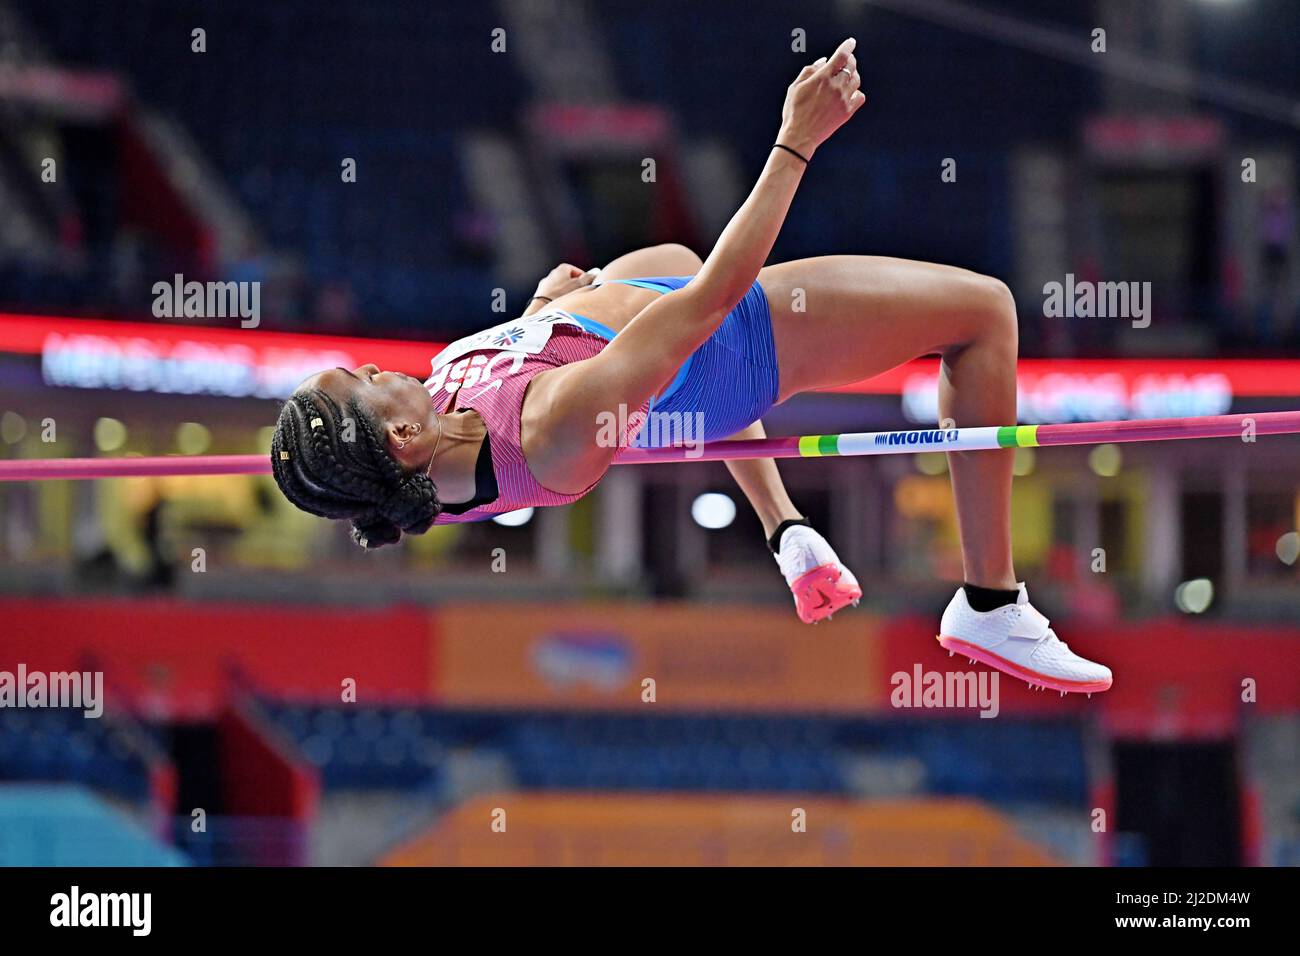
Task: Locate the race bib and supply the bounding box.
[426,310,582,371]
[425,310,582,396]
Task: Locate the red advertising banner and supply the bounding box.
[6,313,1300,414]
[2,597,1296,724]
[0,598,434,719]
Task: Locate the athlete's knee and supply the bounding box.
[974,274,1018,354]
[943,273,1017,366]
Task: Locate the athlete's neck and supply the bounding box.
[425,409,486,504]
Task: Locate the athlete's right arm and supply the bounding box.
[525,40,865,491]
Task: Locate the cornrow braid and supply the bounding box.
[270,387,441,549]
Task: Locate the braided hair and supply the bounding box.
[270,387,440,549]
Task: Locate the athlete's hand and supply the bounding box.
[534,263,596,302]
[777,38,865,160]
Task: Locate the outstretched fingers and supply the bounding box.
[816,39,864,113]
[816,37,857,81]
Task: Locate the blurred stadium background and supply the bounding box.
[1,0,1298,867]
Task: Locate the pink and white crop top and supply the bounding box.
[425,310,646,523]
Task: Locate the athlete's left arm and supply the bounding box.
[525,39,863,492]
[582,37,861,413]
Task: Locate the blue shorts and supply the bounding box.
[569,275,780,446]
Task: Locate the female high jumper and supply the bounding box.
[271,39,1112,695]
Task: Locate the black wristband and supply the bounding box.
[773,143,810,165]
[529,295,553,305]
[769,517,811,554]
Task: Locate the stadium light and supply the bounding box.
[492,508,534,527]
[691,492,737,530]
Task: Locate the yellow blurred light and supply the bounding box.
[915,452,947,476]
[176,422,212,455]
[894,475,953,520]
[256,426,277,452]
[94,417,128,452]
[1,411,26,444]
[1088,443,1121,477]
[1013,448,1035,476]
[894,477,924,517]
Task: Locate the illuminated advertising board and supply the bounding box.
[3,313,1300,422]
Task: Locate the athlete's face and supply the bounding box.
[299,364,432,455]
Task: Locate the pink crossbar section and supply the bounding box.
[1033,410,1300,446]
[0,455,271,481]
[0,411,1298,480]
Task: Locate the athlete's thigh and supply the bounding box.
[758,255,1005,401]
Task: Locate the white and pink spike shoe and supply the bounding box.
[774,525,862,624]
[937,584,1112,695]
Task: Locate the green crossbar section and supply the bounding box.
[998,425,1039,448]
[798,434,840,457]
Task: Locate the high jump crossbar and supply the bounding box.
[0,411,1296,481]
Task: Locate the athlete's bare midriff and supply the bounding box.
[545,281,663,335]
